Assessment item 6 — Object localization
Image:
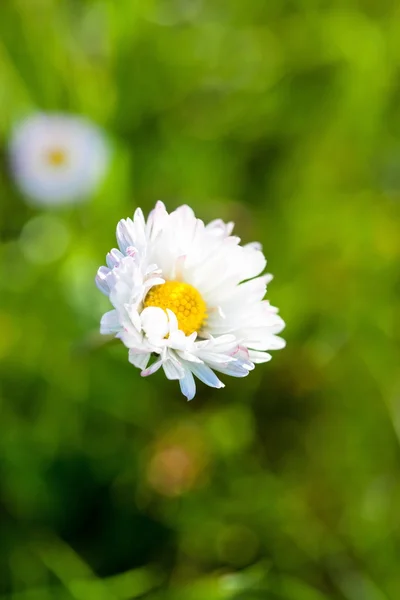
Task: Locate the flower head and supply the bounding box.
[9,113,109,206]
[96,202,285,400]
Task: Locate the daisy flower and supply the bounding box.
[96,202,285,400]
[9,113,109,206]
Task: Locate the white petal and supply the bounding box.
[267,335,286,350]
[145,263,162,275]
[106,248,124,268]
[173,204,196,222]
[244,241,262,251]
[173,254,187,280]
[95,274,110,296]
[100,310,121,334]
[109,280,132,308]
[176,350,203,363]
[95,266,112,295]
[146,200,169,241]
[189,362,225,389]
[166,309,179,333]
[141,306,169,339]
[209,361,252,378]
[143,277,165,295]
[118,326,143,348]
[241,246,266,279]
[141,358,163,377]
[199,344,254,378]
[125,304,142,332]
[116,218,135,253]
[179,366,196,400]
[248,350,272,363]
[245,331,286,351]
[133,207,145,231]
[162,356,185,380]
[195,334,237,355]
[198,351,236,364]
[129,350,151,369]
[167,330,189,351]
[206,219,234,238]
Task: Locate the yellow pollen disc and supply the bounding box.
[45,147,68,167]
[144,281,207,336]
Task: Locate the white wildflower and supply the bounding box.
[9,113,109,206]
[96,202,285,400]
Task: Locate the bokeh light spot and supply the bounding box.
[19,215,70,265]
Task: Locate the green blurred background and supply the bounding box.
[1,0,399,598]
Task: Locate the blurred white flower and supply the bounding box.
[9,113,109,206]
[96,202,285,400]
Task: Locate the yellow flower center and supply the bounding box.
[144,281,207,336]
[45,147,68,167]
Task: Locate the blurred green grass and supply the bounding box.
[1,0,400,598]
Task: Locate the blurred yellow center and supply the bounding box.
[144,281,207,336]
[46,148,67,167]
